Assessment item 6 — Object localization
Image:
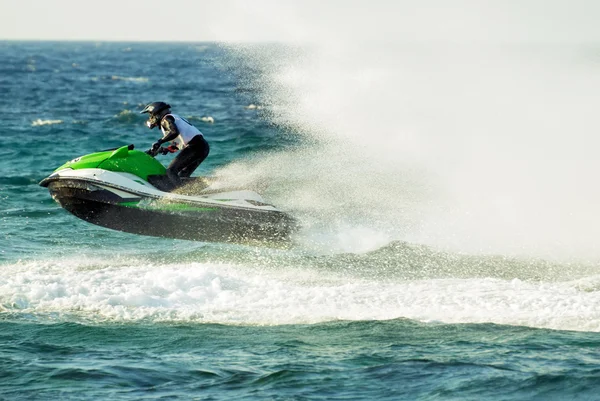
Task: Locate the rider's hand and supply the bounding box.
[151,142,161,151]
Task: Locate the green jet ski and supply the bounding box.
[39,145,297,246]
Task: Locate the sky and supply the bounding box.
[2,0,600,44]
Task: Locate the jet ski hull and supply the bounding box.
[40,146,297,246]
[42,177,296,246]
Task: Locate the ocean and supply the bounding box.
[1,41,600,400]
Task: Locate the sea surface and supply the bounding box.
[1,41,600,400]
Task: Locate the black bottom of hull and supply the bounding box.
[47,185,296,247]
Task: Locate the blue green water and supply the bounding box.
[2,41,600,400]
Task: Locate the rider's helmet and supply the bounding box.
[140,101,171,129]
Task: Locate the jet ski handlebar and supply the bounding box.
[145,144,178,157]
[145,147,159,157]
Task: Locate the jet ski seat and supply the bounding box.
[147,175,211,194]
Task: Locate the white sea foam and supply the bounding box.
[32,119,63,126]
[111,75,149,83]
[2,258,599,331]
[117,109,135,116]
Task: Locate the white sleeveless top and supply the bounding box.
[160,114,203,148]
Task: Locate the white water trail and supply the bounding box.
[2,258,600,331]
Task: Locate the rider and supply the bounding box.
[140,101,210,187]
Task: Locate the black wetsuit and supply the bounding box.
[157,115,210,184]
[168,135,210,178]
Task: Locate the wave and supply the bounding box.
[1,251,599,331]
[111,75,149,83]
[187,115,215,124]
[90,75,149,83]
[31,119,63,126]
[312,241,595,282]
[112,109,141,124]
[0,176,40,186]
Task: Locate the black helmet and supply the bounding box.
[140,101,171,129]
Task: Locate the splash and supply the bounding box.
[211,3,600,260]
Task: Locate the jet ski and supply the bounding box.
[39,144,297,246]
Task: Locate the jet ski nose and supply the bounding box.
[39,172,60,187]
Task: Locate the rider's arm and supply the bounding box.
[156,115,179,144]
